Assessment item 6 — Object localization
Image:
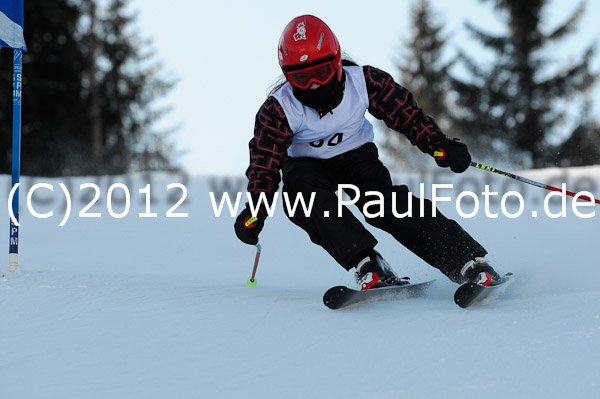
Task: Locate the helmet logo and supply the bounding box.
[293,22,307,41]
[300,54,308,62]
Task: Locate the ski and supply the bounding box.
[454,273,513,308]
[323,280,435,310]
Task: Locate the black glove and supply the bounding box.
[234,204,266,245]
[432,137,471,173]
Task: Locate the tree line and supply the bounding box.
[0,0,177,177]
[0,0,597,177]
[381,0,599,170]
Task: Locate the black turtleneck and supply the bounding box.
[291,70,346,118]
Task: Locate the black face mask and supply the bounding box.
[292,71,345,115]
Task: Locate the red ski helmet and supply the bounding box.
[278,15,342,89]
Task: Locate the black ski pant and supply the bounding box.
[281,143,487,283]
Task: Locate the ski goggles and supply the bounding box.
[284,60,337,89]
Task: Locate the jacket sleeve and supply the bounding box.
[246,96,294,201]
[363,65,446,154]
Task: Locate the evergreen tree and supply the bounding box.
[450,0,597,168]
[0,0,177,176]
[552,102,600,166]
[90,0,177,174]
[397,0,453,126]
[380,0,453,171]
[0,0,87,176]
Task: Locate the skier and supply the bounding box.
[234,15,501,290]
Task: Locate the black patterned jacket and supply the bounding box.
[246,66,445,200]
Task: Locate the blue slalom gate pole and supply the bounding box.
[9,49,23,273]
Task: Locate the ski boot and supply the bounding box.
[354,251,408,290]
[460,257,501,287]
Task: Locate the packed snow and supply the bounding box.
[1,165,599,399]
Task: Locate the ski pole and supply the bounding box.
[246,243,261,287]
[469,161,599,204]
[433,151,600,205]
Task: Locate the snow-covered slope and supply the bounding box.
[1,166,599,399]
